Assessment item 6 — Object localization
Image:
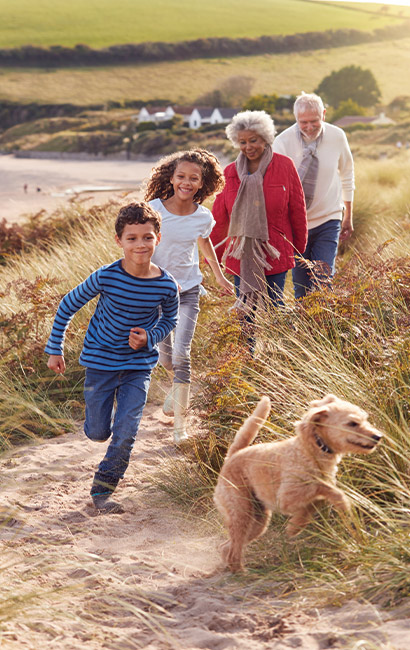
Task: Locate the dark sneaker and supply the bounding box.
[92,494,125,514]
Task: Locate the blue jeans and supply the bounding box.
[292,219,341,300]
[159,285,200,384]
[84,368,151,496]
[234,272,287,352]
[233,272,287,308]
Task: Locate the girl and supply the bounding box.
[145,149,233,444]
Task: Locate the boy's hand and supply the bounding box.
[129,327,148,350]
[48,354,66,374]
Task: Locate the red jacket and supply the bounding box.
[211,153,307,276]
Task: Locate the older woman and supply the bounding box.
[211,110,307,322]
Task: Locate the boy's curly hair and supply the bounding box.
[144,149,225,204]
[115,201,161,238]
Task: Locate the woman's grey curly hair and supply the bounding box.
[225,110,276,147]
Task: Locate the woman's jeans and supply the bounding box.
[233,272,287,308]
[234,272,287,352]
[159,284,200,384]
[84,367,151,496]
[292,219,341,300]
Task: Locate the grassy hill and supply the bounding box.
[1,37,410,106]
[0,0,408,48]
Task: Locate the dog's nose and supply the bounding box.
[372,433,382,441]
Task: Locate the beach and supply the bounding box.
[0,154,158,224]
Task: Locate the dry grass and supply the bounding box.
[1,37,410,105]
[1,153,410,613]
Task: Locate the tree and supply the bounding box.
[314,65,381,108]
[330,99,367,122]
[242,94,278,113]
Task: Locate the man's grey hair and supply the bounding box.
[225,110,276,147]
[294,92,325,118]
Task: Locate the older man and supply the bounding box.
[272,92,354,299]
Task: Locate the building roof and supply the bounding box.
[172,105,195,115]
[193,107,214,118]
[216,108,239,119]
[140,105,171,115]
[333,115,378,127]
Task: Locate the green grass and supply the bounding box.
[0,0,407,48]
[1,36,410,106]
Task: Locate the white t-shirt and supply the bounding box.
[149,198,215,292]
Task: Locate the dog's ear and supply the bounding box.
[296,405,330,440]
[309,394,338,409]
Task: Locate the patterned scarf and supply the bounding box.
[296,127,323,209]
[222,145,280,311]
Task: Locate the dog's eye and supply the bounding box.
[347,421,359,427]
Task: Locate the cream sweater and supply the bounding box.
[272,123,354,229]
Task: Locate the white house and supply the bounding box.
[137,105,175,123]
[210,108,239,125]
[172,105,195,125]
[136,105,240,130]
[188,107,214,129]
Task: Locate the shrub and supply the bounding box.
[315,65,381,108]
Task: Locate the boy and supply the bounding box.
[45,202,179,514]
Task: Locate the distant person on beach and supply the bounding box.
[211,110,307,350]
[45,202,179,514]
[145,149,233,444]
[273,92,355,299]
[23,183,28,193]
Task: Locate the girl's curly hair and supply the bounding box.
[144,149,225,204]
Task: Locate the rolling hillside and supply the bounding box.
[0,0,407,48]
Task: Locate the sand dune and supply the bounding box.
[1,397,409,649]
[1,152,409,648]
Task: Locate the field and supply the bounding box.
[1,37,410,106]
[0,0,408,48]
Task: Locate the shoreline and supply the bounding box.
[0,154,160,224]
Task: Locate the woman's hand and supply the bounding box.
[48,354,66,374]
[217,275,235,295]
[129,327,148,350]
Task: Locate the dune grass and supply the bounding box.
[1,37,410,107]
[1,153,410,609]
[0,0,404,49]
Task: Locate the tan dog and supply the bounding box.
[214,394,383,572]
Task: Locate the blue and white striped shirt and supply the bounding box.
[45,259,179,371]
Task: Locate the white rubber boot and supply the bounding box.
[162,383,175,417]
[173,383,190,444]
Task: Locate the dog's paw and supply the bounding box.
[336,494,351,513]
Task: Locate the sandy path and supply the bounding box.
[1,397,409,650]
[0,155,159,224]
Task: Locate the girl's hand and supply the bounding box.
[217,276,235,295]
[129,327,148,350]
[48,354,66,374]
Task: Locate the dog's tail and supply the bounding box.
[226,396,271,460]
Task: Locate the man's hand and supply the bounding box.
[129,327,148,350]
[48,354,66,374]
[339,218,354,242]
[340,202,354,242]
